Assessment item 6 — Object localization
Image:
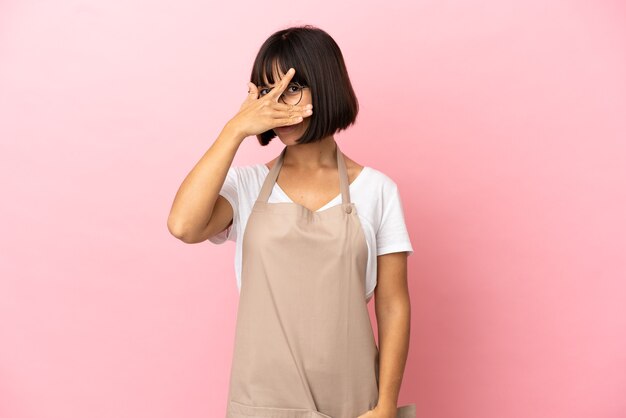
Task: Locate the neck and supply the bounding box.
[282,135,338,170]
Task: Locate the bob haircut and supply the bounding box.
[250,25,359,146]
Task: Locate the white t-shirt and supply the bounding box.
[208,163,414,303]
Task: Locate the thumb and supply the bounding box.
[246,82,259,100]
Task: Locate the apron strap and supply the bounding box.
[336,143,351,205]
[257,143,352,208]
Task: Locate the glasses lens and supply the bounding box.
[280,84,303,105]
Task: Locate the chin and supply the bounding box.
[276,137,300,146]
[274,124,304,144]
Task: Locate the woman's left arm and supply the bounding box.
[370,251,411,418]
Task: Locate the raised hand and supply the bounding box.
[227,68,313,139]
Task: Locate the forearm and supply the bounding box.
[375,296,411,411]
[167,122,244,240]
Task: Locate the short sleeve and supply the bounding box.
[208,166,238,244]
[376,183,414,256]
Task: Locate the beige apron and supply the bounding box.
[225,143,416,418]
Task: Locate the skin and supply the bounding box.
[167,62,410,418]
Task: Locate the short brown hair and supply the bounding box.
[250,25,359,146]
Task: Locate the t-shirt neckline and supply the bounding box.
[258,164,369,212]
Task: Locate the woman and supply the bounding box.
[168,25,415,418]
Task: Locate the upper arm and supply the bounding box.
[376,180,414,257]
[198,194,234,242]
[373,177,413,306]
[204,166,239,244]
[374,251,409,308]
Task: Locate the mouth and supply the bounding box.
[275,122,301,134]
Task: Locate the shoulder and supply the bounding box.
[361,166,400,195]
[224,164,268,199]
[350,166,404,223]
[228,163,267,180]
[342,153,399,194]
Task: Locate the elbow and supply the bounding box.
[167,216,197,243]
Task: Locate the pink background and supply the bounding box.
[1,1,625,418]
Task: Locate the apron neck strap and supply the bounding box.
[258,142,351,207]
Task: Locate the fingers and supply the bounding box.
[269,67,296,102]
[274,106,313,126]
[246,82,259,101]
[271,102,313,112]
[275,116,304,126]
[271,102,313,120]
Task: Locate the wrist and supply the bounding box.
[373,403,397,418]
[375,398,398,411]
[223,120,247,143]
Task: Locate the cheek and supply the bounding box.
[301,91,312,106]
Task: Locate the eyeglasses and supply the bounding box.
[258,82,308,105]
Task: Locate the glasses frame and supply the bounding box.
[258,82,308,105]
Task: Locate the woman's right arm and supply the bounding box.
[167,122,245,244]
[167,67,311,244]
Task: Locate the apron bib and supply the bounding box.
[225,143,416,418]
